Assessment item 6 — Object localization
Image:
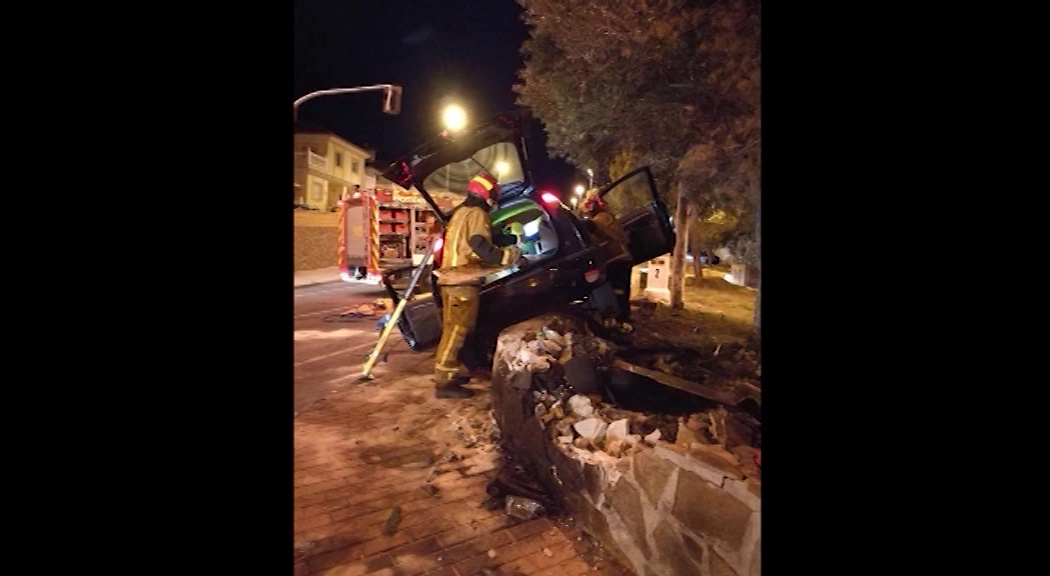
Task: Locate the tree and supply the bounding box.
[516,0,760,314]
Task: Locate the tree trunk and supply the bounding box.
[691,237,702,279]
[688,203,702,280]
[669,181,688,310]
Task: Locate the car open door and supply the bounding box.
[598,166,675,266]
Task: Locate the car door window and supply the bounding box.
[598,167,675,266]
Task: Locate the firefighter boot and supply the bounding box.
[433,364,472,398]
[435,383,474,399]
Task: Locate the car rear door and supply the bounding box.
[598,166,675,266]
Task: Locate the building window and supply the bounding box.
[311,181,325,203]
[352,159,360,174]
[335,152,343,167]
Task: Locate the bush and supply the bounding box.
[727,235,759,267]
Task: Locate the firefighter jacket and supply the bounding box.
[434,194,520,286]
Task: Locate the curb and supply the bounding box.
[294,275,384,291]
[294,279,345,290]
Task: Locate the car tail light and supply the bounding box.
[432,235,444,267]
[584,268,600,283]
[541,192,560,206]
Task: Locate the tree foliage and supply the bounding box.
[516,0,760,330]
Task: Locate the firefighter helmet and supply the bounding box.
[466,172,500,203]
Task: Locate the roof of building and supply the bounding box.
[294,120,335,135]
[294,122,376,159]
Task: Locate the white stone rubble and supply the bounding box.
[568,394,594,418]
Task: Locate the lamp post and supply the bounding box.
[293,84,403,121]
[586,168,594,189]
[574,184,585,197]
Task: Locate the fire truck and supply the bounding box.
[336,184,450,283]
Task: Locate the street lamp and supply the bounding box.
[293,84,403,121]
[570,197,579,208]
[574,184,585,196]
[443,104,467,132]
[495,161,509,181]
[586,168,594,189]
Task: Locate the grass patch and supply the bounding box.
[632,271,757,348]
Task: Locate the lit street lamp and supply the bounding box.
[586,168,594,189]
[441,104,467,191]
[570,197,579,208]
[443,104,467,132]
[574,184,585,197]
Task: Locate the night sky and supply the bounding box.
[293,0,578,192]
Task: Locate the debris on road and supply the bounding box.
[381,506,401,536]
[505,495,546,520]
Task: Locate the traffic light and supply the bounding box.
[383,85,403,115]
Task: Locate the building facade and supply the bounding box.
[294,124,374,210]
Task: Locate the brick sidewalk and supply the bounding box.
[294,354,631,576]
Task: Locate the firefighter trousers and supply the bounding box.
[433,285,481,387]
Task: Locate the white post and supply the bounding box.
[644,257,672,304]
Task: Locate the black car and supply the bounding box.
[382,110,675,369]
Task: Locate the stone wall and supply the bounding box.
[567,442,760,576]
[491,316,761,576]
[294,210,339,272]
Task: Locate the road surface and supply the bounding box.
[294,280,433,413]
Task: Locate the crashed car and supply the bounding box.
[382,110,675,368]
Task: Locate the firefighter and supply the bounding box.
[580,189,633,330]
[432,171,523,398]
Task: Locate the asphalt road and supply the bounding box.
[293,280,434,413]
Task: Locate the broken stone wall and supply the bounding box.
[491,316,761,576]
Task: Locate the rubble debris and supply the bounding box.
[543,548,554,557]
[573,418,608,442]
[605,419,630,444]
[423,484,440,497]
[487,549,498,559]
[644,429,662,446]
[381,506,401,536]
[568,395,595,418]
[506,495,546,520]
[487,465,557,510]
[489,315,762,556]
